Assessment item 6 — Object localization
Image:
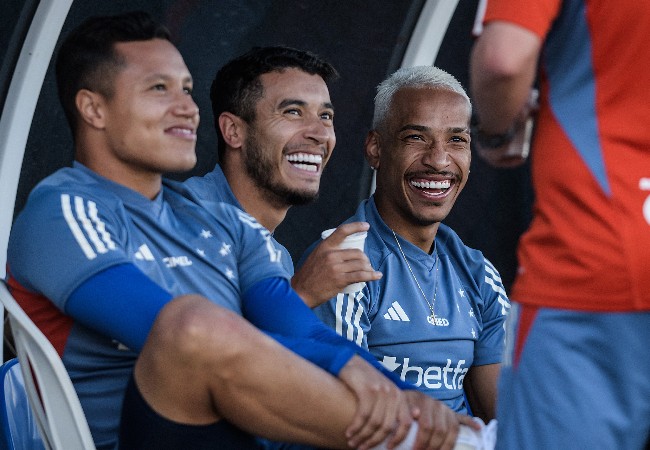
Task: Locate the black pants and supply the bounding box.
[119,374,260,449]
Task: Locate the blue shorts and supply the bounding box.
[119,374,260,449]
[497,303,650,449]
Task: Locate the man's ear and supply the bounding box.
[219,112,245,149]
[365,130,381,170]
[75,89,106,129]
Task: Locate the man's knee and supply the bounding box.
[132,295,255,423]
[144,295,255,371]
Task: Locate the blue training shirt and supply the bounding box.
[181,165,294,275]
[7,163,340,449]
[305,197,510,414]
[179,165,414,388]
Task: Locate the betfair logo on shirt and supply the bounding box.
[163,256,193,268]
[381,356,468,390]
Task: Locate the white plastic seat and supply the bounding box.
[0,282,95,450]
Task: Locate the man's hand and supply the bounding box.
[292,222,382,308]
[403,390,480,450]
[474,89,539,169]
[338,356,413,450]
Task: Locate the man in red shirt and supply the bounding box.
[470,0,650,448]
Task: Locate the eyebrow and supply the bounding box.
[450,126,470,133]
[143,73,193,84]
[278,98,334,110]
[398,124,428,133]
[397,124,469,133]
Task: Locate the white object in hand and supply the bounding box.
[369,418,497,450]
[321,228,368,294]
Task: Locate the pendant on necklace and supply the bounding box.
[427,314,450,326]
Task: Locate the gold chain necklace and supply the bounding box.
[391,230,439,325]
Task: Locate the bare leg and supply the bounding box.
[134,295,357,448]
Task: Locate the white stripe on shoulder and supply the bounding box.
[237,210,263,229]
[263,235,282,263]
[335,291,364,345]
[484,275,507,297]
[343,294,356,341]
[498,295,511,316]
[61,194,96,260]
[484,258,507,297]
[335,293,344,336]
[87,200,116,250]
[484,260,502,283]
[74,196,108,254]
[352,292,365,346]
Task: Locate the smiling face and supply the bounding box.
[368,86,471,239]
[90,39,199,186]
[240,68,335,206]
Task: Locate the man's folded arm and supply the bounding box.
[243,276,414,389]
[67,264,355,375]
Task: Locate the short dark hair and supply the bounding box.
[55,11,171,133]
[210,46,339,160]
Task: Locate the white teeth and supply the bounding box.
[411,180,451,189]
[293,163,318,172]
[286,153,323,164]
[169,127,193,135]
